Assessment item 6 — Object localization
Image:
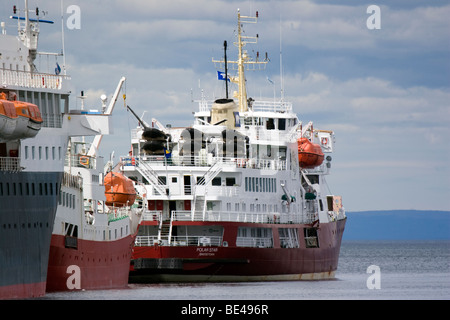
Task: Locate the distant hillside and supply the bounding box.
[342,210,450,240]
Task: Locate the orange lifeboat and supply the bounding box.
[297,137,324,169]
[0,98,18,140]
[13,100,43,138]
[104,171,136,207]
[1,92,43,141]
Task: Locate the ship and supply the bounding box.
[0,1,124,298]
[45,78,141,292]
[117,10,346,282]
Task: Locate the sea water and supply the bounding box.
[41,240,450,301]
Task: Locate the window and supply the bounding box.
[278,118,286,130]
[212,177,221,186]
[226,177,235,186]
[158,176,166,185]
[304,228,319,248]
[25,146,29,159]
[236,227,273,248]
[279,228,299,248]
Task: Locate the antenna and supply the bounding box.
[280,14,284,101]
[224,40,229,99]
[60,0,67,75]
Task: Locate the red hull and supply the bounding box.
[0,282,46,299]
[129,219,346,282]
[46,234,134,292]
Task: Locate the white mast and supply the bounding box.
[280,15,284,102]
[61,0,67,75]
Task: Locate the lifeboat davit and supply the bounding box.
[297,137,324,169]
[104,171,136,207]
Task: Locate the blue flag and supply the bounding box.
[55,63,61,75]
[217,71,230,82]
[164,148,171,159]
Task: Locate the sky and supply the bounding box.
[1,0,449,212]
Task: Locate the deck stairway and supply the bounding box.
[191,162,222,220]
[135,158,168,196]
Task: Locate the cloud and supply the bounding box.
[3,0,449,211]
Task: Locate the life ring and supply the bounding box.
[321,137,328,145]
[79,156,89,167]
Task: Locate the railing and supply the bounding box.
[61,172,83,189]
[142,210,162,222]
[0,157,21,172]
[121,155,286,171]
[108,211,130,223]
[139,206,345,226]
[0,68,70,90]
[236,237,273,248]
[65,155,97,170]
[172,210,312,224]
[135,235,159,246]
[135,235,223,247]
[195,99,293,113]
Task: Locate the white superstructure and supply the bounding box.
[120,11,345,249]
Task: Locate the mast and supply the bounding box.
[236,10,246,111]
[212,9,268,113]
[13,0,52,71]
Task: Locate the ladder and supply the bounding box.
[196,161,222,186]
[157,212,174,245]
[191,162,223,220]
[135,158,168,196]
